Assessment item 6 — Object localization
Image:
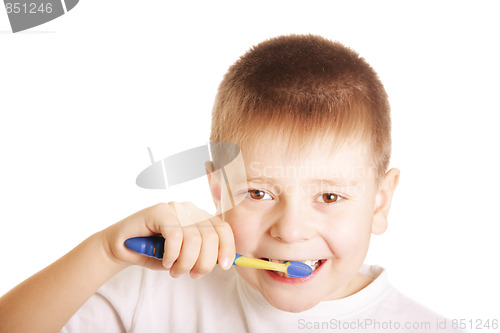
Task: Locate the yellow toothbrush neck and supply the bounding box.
[234,256,289,273]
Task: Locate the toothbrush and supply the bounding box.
[124,236,312,278]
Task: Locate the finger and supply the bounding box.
[159,224,183,270]
[145,202,179,234]
[211,217,236,270]
[169,225,202,278]
[190,220,219,279]
[147,203,184,270]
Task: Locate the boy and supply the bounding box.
[0,34,464,332]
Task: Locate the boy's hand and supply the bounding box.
[102,202,235,279]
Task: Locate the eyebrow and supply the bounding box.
[246,177,359,187]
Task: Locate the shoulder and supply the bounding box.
[351,266,467,332]
[372,283,467,332]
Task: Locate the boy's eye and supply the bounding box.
[247,189,272,200]
[318,193,341,204]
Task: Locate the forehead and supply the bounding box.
[241,138,376,182]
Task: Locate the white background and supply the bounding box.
[1,1,499,331]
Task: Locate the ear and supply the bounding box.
[372,168,400,235]
[205,161,222,211]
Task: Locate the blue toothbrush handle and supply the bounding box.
[124,236,165,259]
[124,236,242,263]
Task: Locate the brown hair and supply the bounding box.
[210,34,391,179]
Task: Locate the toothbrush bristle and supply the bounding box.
[286,261,313,278]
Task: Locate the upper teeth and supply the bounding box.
[301,260,321,267]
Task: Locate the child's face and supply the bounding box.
[211,138,399,312]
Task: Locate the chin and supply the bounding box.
[266,295,320,313]
[257,279,327,313]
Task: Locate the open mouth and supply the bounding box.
[261,258,326,277]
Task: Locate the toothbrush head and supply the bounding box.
[286,261,313,278]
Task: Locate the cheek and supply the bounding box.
[319,210,373,257]
[223,207,265,252]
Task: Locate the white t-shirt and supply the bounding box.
[62,265,465,333]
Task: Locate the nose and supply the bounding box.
[269,200,316,243]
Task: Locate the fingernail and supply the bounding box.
[164,261,174,269]
[220,257,232,270]
[190,272,202,279]
[170,270,180,279]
